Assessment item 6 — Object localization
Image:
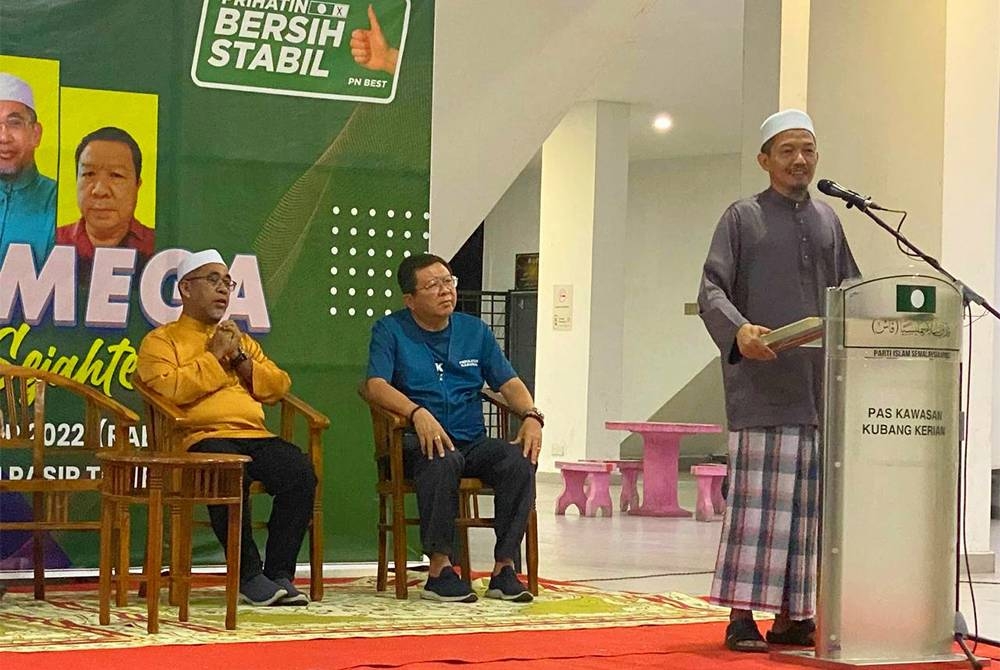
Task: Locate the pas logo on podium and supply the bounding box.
[896,284,936,313]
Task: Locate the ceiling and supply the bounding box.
[429,0,746,256]
[579,0,745,161]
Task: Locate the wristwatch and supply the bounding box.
[522,407,545,428]
[229,348,249,369]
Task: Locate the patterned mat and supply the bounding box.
[0,576,734,652]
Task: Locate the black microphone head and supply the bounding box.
[817,179,836,196]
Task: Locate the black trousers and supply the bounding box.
[403,434,535,562]
[189,436,317,582]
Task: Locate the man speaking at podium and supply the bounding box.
[697,110,860,652]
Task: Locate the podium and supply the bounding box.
[778,273,985,668]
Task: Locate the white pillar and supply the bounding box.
[809,0,999,570]
[740,0,811,196]
[534,101,629,472]
[940,0,999,569]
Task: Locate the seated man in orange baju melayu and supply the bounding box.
[136,249,316,607]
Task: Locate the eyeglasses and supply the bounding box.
[0,116,33,132]
[184,273,237,291]
[417,275,458,292]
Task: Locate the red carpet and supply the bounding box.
[4,622,1000,670]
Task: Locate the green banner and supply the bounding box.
[0,0,433,570]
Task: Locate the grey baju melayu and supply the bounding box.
[698,187,860,617]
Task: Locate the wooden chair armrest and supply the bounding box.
[357,383,409,430]
[132,377,194,427]
[280,393,330,429]
[367,400,409,430]
[480,387,509,412]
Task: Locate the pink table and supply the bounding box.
[605,421,723,517]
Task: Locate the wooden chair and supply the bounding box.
[362,387,539,600]
[0,364,139,600]
[132,377,330,602]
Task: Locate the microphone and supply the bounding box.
[817,179,883,210]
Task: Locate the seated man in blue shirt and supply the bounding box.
[366,253,543,603]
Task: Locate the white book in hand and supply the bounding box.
[760,317,823,353]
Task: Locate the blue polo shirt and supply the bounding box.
[367,310,517,442]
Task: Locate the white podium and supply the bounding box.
[779,273,986,668]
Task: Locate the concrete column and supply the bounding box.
[740,0,811,196]
[809,0,999,569]
[940,0,1000,569]
[534,101,629,472]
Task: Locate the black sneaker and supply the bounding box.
[421,566,477,603]
[273,577,309,606]
[239,574,288,606]
[485,565,533,602]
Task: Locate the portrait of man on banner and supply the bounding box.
[57,126,154,280]
[55,85,158,283]
[0,72,56,266]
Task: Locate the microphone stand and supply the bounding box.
[845,200,1000,321]
[840,199,1000,664]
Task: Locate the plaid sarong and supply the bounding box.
[708,426,819,618]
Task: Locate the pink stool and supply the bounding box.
[582,459,644,514]
[615,460,643,514]
[690,463,727,521]
[555,461,614,517]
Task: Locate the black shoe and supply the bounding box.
[421,566,477,603]
[239,574,288,606]
[273,577,309,606]
[485,565,533,603]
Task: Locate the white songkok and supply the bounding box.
[0,73,36,112]
[760,109,815,149]
[177,249,226,280]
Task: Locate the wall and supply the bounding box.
[622,154,741,422]
[483,159,541,291]
[482,151,742,467]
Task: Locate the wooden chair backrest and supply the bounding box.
[0,364,140,460]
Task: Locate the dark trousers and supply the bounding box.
[403,434,535,562]
[189,436,317,582]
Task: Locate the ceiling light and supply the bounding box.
[652,114,673,132]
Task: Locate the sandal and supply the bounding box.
[766,618,816,646]
[725,617,768,653]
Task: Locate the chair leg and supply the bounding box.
[168,504,181,606]
[175,505,193,623]
[526,508,539,596]
[391,493,408,599]
[458,493,472,586]
[310,509,323,602]
[98,496,115,625]
[145,488,164,634]
[32,529,44,600]
[116,504,130,607]
[376,495,388,592]
[224,501,241,631]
